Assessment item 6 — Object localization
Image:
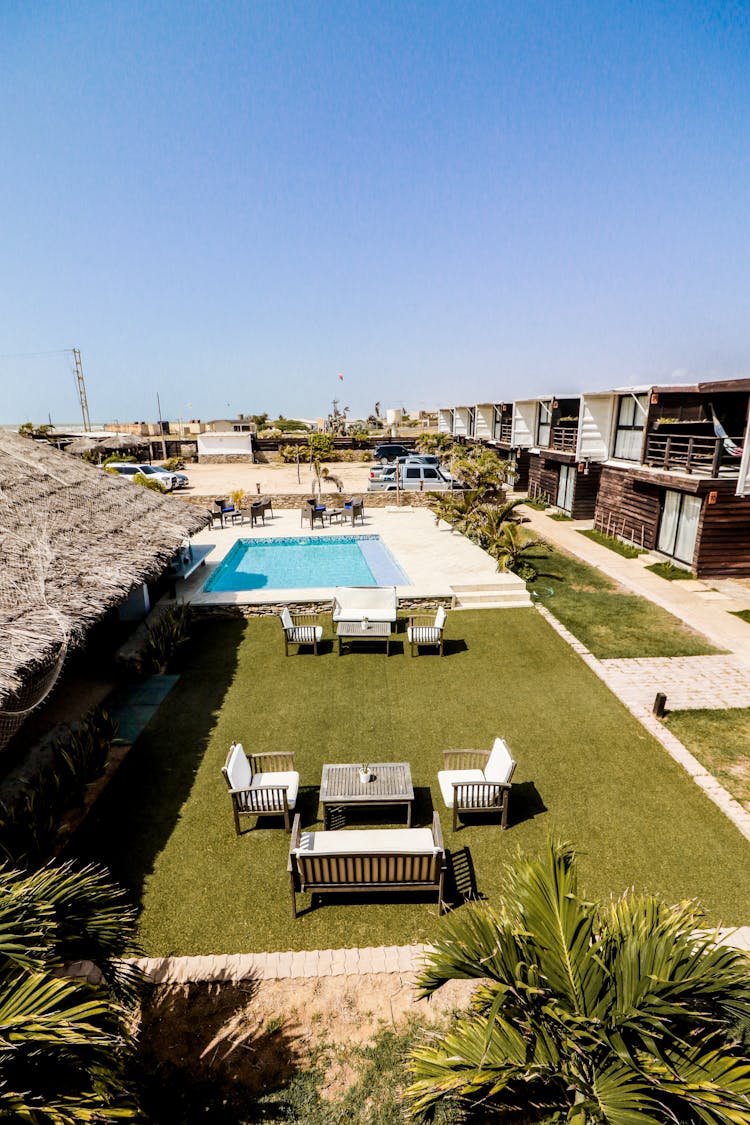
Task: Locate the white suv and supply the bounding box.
[107,463,181,491]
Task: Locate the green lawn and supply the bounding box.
[73,611,750,954]
[577,528,645,558]
[664,708,750,810]
[533,542,721,658]
[731,609,750,625]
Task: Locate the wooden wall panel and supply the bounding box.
[594,467,661,548]
[695,483,750,577]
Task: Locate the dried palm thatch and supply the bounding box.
[0,431,209,748]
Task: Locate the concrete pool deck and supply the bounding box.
[179,506,531,608]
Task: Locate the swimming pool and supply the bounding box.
[203,535,411,592]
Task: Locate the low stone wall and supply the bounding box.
[191,595,452,620]
[179,492,440,511]
[197,454,255,464]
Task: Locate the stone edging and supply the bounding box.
[535,604,750,844]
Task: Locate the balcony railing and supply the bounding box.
[551,427,577,453]
[644,433,742,476]
[493,421,513,443]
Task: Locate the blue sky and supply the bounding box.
[2,1,749,425]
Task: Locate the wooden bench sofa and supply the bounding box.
[287,812,446,918]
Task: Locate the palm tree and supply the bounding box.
[407,841,750,1123]
[450,447,511,497]
[0,861,142,1121]
[416,432,454,456]
[489,521,549,581]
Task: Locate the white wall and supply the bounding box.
[197,432,254,457]
[579,394,616,460]
[475,404,494,440]
[512,401,536,447]
[437,409,453,434]
[453,407,469,437]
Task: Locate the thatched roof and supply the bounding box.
[0,431,209,717]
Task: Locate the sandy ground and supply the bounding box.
[176,460,375,497]
[138,973,475,1101]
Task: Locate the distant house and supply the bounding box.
[0,430,209,753]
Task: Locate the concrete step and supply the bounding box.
[450,584,532,609]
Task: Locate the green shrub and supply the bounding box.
[0,707,117,869]
[645,560,696,580]
[525,495,550,510]
[578,528,645,558]
[102,453,137,467]
[163,456,185,471]
[133,473,166,494]
[279,444,301,463]
[144,604,192,673]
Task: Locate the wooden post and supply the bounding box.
[653,692,667,718]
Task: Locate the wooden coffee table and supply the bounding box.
[336,620,392,655]
[320,762,414,827]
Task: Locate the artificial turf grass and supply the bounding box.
[532,542,721,659]
[645,561,696,581]
[72,610,750,955]
[663,707,750,810]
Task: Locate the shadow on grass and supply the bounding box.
[134,976,303,1123]
[451,781,546,833]
[445,846,480,906]
[68,618,247,901]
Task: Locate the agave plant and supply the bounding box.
[0,860,142,1120]
[407,841,750,1123]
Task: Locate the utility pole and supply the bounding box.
[72,347,92,431]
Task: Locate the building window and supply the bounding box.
[467,407,476,437]
[536,402,552,447]
[656,491,701,566]
[493,405,503,439]
[614,394,648,460]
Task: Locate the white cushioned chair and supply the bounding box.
[222,741,299,833]
[437,737,516,831]
[407,606,447,656]
[280,607,323,655]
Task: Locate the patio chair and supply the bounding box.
[251,496,274,524]
[437,737,516,831]
[407,606,447,656]
[300,498,325,528]
[222,741,299,833]
[280,606,323,655]
[212,497,241,527]
[342,496,365,526]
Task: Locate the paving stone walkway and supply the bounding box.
[600,654,750,712]
[536,605,750,843]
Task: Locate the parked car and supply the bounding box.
[149,465,189,489]
[372,443,415,462]
[367,463,466,491]
[106,462,183,491]
[368,455,441,482]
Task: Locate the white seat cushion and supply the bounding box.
[225,743,252,790]
[484,738,516,785]
[291,625,323,643]
[435,606,447,630]
[252,771,299,809]
[295,827,436,855]
[408,626,441,644]
[437,769,485,809]
[280,607,293,631]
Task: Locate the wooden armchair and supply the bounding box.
[342,496,365,526]
[437,738,516,831]
[280,607,323,655]
[407,606,447,656]
[222,741,299,833]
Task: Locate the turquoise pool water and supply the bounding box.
[203,535,410,592]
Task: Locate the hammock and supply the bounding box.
[710,405,743,458]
